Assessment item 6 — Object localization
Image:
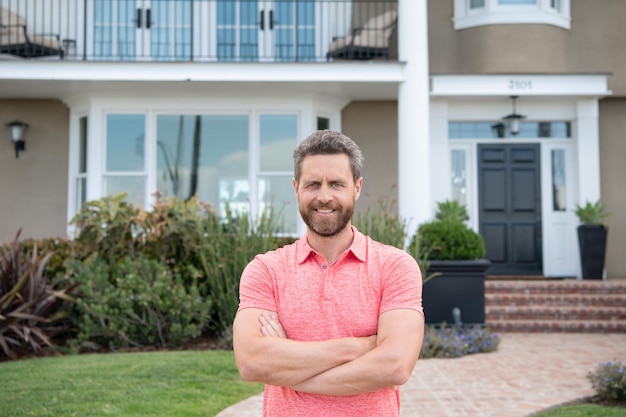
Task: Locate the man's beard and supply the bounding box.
[300,203,354,237]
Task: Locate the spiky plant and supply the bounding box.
[0,229,76,359]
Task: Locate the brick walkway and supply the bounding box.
[216,333,626,417]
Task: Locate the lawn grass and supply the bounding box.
[0,350,263,417]
[535,403,626,417]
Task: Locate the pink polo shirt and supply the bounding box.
[238,226,423,417]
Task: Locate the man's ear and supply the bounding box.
[292,178,298,193]
[354,177,363,201]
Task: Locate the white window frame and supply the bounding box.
[453,0,571,30]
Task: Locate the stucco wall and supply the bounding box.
[341,101,399,215]
[599,98,626,279]
[428,0,626,96]
[0,100,69,241]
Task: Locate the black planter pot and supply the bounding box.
[423,259,491,326]
[577,225,608,280]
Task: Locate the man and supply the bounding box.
[233,130,424,416]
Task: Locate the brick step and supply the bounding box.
[485,280,626,295]
[486,305,626,321]
[485,293,626,307]
[486,319,626,333]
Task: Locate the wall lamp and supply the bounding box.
[501,96,526,136]
[6,120,28,158]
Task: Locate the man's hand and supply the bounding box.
[259,313,287,338]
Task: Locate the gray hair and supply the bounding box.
[293,130,364,183]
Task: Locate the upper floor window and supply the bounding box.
[454,0,570,30]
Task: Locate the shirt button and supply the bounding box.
[322,264,327,269]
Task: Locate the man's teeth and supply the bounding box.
[317,209,334,213]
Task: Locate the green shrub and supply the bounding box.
[587,360,626,402]
[70,193,143,261]
[353,193,407,249]
[69,255,211,350]
[354,192,439,284]
[0,230,77,359]
[70,193,288,340]
[420,324,500,359]
[198,207,283,336]
[19,237,75,279]
[418,219,485,260]
[435,200,469,223]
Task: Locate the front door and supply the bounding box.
[478,144,543,275]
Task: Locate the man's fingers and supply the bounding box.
[259,313,287,338]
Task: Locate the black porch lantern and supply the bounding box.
[502,96,526,136]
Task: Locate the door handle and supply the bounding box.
[137,8,142,28]
[146,9,151,29]
[269,10,274,30]
[260,10,264,30]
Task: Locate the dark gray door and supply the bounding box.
[478,144,542,275]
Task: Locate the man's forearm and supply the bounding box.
[233,309,376,386]
[288,342,406,396]
[237,335,375,386]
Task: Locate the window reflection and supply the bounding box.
[260,115,297,171]
[551,149,566,211]
[106,114,145,171]
[451,150,467,207]
[156,115,249,209]
[106,176,146,206]
[259,176,298,234]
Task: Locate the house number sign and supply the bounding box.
[508,79,533,91]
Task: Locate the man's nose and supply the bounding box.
[316,184,333,203]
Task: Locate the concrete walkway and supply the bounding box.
[217,333,626,417]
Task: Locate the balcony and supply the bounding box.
[0,0,398,63]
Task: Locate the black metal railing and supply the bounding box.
[0,0,398,62]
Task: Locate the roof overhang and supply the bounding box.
[0,61,405,102]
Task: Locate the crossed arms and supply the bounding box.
[232,307,424,396]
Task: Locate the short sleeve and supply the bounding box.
[237,254,278,313]
[379,251,424,317]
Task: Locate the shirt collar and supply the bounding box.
[296,225,367,264]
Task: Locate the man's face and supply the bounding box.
[293,153,362,237]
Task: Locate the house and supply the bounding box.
[0,0,624,280]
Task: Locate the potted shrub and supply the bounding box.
[575,200,609,280]
[410,201,490,326]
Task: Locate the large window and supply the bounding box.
[156,114,249,206]
[454,0,570,30]
[104,112,298,234]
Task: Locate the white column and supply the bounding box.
[575,99,601,205]
[398,0,430,239]
[86,105,104,203]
